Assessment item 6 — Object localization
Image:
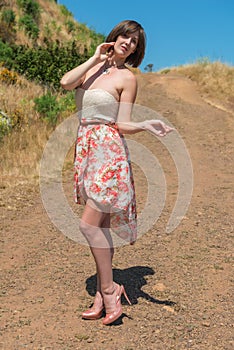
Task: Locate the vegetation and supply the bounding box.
[0,0,104,143]
[34,90,76,125]
[18,14,40,39]
[0,39,89,89]
[165,58,234,103]
[144,63,154,72]
[17,0,41,22]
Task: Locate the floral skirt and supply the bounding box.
[74,123,137,244]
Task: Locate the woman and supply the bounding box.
[61,20,173,325]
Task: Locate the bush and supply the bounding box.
[60,91,76,112]
[0,67,19,84]
[0,39,14,66]
[1,9,16,26]
[17,0,41,22]
[0,108,27,141]
[34,91,62,125]
[18,14,40,39]
[59,4,73,17]
[34,90,76,125]
[0,23,104,89]
[0,111,11,141]
[10,40,89,89]
[0,10,16,43]
[65,19,76,33]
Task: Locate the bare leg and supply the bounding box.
[79,200,130,324]
[95,214,114,292]
[79,200,114,294]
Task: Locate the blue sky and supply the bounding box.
[58,0,234,71]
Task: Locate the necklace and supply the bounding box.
[102,66,110,75]
[102,63,125,75]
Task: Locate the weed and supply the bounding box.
[34,91,61,125]
[0,67,19,84]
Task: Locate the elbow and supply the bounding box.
[60,78,73,91]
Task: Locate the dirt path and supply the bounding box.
[0,73,233,350]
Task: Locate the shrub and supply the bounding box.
[11,108,27,128]
[17,0,41,22]
[0,67,19,84]
[34,91,62,125]
[0,11,16,43]
[59,4,72,17]
[0,108,27,141]
[1,9,16,26]
[60,91,76,112]
[0,111,11,141]
[0,39,14,65]
[65,19,76,33]
[160,68,171,74]
[11,40,89,89]
[34,90,76,125]
[0,26,104,89]
[18,14,39,39]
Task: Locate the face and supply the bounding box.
[114,31,139,58]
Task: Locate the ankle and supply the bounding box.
[101,284,115,296]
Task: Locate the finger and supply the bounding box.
[165,126,175,133]
[147,124,165,137]
[102,42,115,49]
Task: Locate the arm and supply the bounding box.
[60,56,98,91]
[60,42,115,90]
[117,75,174,136]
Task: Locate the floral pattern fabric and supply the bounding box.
[74,123,137,244]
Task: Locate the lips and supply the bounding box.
[121,45,128,53]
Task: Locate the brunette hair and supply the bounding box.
[106,20,146,67]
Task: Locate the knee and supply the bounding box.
[79,220,94,237]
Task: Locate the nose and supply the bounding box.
[125,37,131,45]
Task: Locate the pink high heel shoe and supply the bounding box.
[82,291,104,320]
[102,284,131,325]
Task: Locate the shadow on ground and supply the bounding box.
[85,266,176,306]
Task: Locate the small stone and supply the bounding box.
[153,283,167,292]
[163,305,176,314]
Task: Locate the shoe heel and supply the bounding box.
[121,286,132,305]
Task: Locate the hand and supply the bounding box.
[93,42,115,62]
[143,119,174,137]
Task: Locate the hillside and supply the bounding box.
[0,0,103,48]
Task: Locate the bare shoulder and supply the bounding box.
[121,67,138,91]
[124,67,137,83]
[119,67,138,102]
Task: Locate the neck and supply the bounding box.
[106,54,126,68]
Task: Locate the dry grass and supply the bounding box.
[0,73,50,186]
[165,61,234,105]
[37,0,73,44]
[0,70,44,122]
[0,70,63,187]
[0,122,51,185]
[5,0,90,49]
[10,0,72,45]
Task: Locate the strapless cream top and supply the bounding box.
[75,88,119,124]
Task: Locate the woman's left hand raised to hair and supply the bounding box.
[93,42,116,63]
